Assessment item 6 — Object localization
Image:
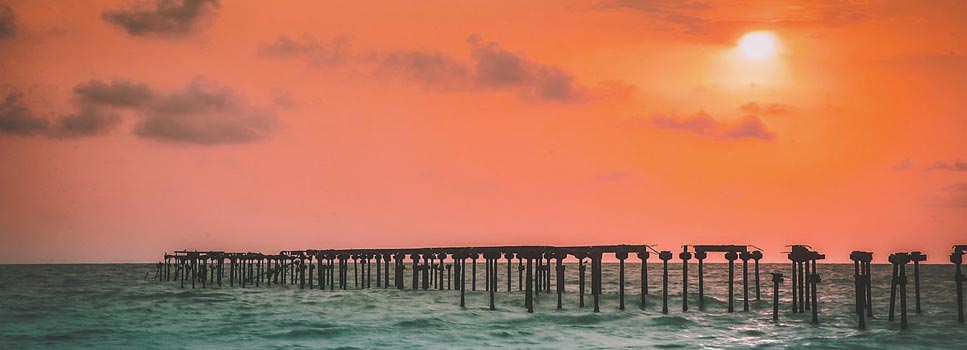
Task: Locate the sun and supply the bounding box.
[737,31,779,59]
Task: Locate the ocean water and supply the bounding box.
[1,263,965,349]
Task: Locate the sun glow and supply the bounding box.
[738,31,779,59]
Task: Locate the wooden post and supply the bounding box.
[659,250,672,314]
[741,251,751,312]
[525,254,534,313]
[725,251,737,313]
[696,251,705,310]
[617,250,628,311]
[638,250,649,310]
[772,273,783,322]
[810,259,819,325]
[506,253,513,292]
[680,248,691,312]
[752,251,762,301]
[578,257,586,308]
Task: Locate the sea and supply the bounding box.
[1,263,965,349]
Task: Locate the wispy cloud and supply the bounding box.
[926,159,967,172]
[258,34,608,103]
[102,0,220,37]
[651,110,776,141]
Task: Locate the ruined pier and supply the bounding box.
[154,243,967,330]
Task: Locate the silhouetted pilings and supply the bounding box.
[953,245,966,323]
[685,245,763,313]
[788,245,824,324]
[850,251,872,329]
[771,272,783,322]
[158,244,967,329]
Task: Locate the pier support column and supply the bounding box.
[804,258,810,311]
[889,253,910,329]
[810,259,820,325]
[617,250,628,311]
[484,252,501,310]
[725,251,737,313]
[460,255,468,308]
[591,251,603,313]
[790,256,797,313]
[638,250,649,310]
[556,255,565,310]
[741,252,751,312]
[659,250,672,314]
[752,251,762,301]
[911,252,926,314]
[952,248,965,323]
[525,253,534,313]
[375,254,381,288]
[422,254,430,290]
[506,253,513,292]
[680,248,692,312]
[471,254,478,291]
[695,251,706,310]
[772,273,783,322]
[575,254,586,308]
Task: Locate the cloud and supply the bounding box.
[599,0,874,43]
[375,50,472,91]
[257,35,348,65]
[891,158,913,171]
[259,34,595,102]
[927,182,967,208]
[133,78,275,145]
[0,92,50,136]
[739,101,792,116]
[102,0,220,36]
[378,35,591,101]
[0,4,15,38]
[926,159,967,172]
[2,77,275,145]
[51,107,121,138]
[651,110,775,141]
[73,79,155,108]
[594,169,634,183]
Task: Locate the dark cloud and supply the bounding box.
[51,107,121,138]
[0,92,50,136]
[73,79,155,108]
[134,78,275,145]
[651,110,775,141]
[376,50,472,90]
[468,35,588,102]
[259,34,594,102]
[2,77,274,145]
[926,159,967,172]
[102,0,220,36]
[372,35,589,101]
[928,182,967,208]
[0,4,15,38]
[257,35,348,65]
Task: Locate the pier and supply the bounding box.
[155,243,967,330]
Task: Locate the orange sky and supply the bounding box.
[0,0,964,263]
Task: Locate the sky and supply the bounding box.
[0,0,964,263]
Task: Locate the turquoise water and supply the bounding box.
[1,263,965,349]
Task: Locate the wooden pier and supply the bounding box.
[154,244,967,329]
